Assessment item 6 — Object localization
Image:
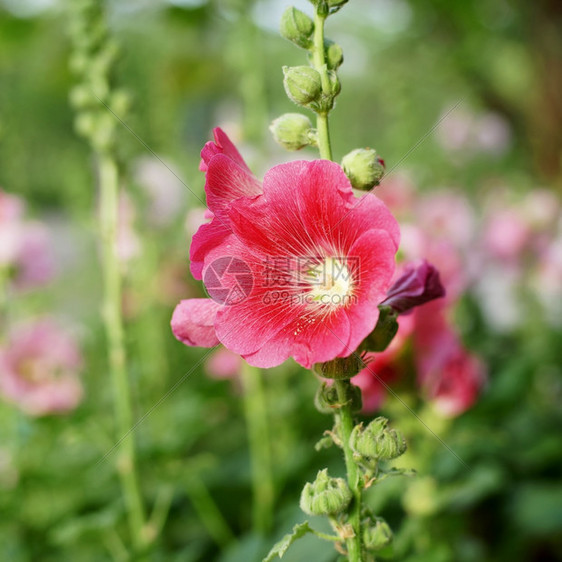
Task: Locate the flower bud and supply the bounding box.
[69,85,97,109]
[283,66,322,107]
[270,113,314,151]
[328,70,341,96]
[363,517,392,551]
[362,306,399,352]
[280,6,314,50]
[350,417,407,462]
[341,148,385,190]
[300,469,352,516]
[313,354,364,380]
[314,381,362,414]
[325,41,344,70]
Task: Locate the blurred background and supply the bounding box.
[0,0,561,560]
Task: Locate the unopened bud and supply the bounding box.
[363,517,392,551]
[300,469,352,516]
[342,148,385,190]
[280,6,314,50]
[283,66,322,107]
[362,306,399,352]
[314,381,362,414]
[270,113,314,151]
[325,41,344,69]
[350,417,407,462]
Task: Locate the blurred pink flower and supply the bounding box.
[134,156,186,227]
[0,189,55,289]
[473,113,511,155]
[0,319,83,416]
[116,192,141,265]
[416,192,475,248]
[414,301,485,417]
[205,348,242,380]
[483,209,530,261]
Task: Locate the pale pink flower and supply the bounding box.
[172,129,400,368]
[473,113,511,155]
[415,192,475,248]
[0,189,55,289]
[483,209,530,261]
[134,156,186,227]
[0,320,83,416]
[116,192,141,264]
[205,348,242,380]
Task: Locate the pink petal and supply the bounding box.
[171,299,221,347]
[200,128,253,174]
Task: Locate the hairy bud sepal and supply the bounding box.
[315,381,362,414]
[362,306,399,352]
[363,516,393,551]
[313,355,364,380]
[283,66,322,107]
[300,469,352,516]
[280,7,315,50]
[350,417,407,465]
[342,148,385,190]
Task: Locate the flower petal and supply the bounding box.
[171,299,221,347]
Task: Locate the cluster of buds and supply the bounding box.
[68,0,130,153]
[271,1,348,151]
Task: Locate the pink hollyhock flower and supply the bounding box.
[173,129,400,368]
[381,260,445,314]
[0,320,83,416]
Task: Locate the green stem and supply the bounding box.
[312,10,333,161]
[240,362,275,535]
[185,474,236,548]
[334,379,363,562]
[98,152,147,552]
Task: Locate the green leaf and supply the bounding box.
[263,522,314,561]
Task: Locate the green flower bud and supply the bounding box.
[362,306,399,352]
[314,381,362,414]
[363,517,392,551]
[110,89,132,116]
[325,40,344,70]
[69,85,97,109]
[283,66,322,107]
[350,417,407,462]
[74,111,97,139]
[280,6,314,50]
[403,477,439,517]
[314,382,340,414]
[270,113,314,151]
[313,354,364,380]
[300,469,352,516]
[341,148,385,190]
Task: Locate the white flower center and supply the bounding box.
[306,257,354,307]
